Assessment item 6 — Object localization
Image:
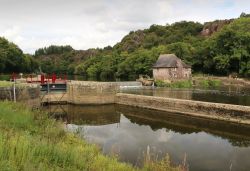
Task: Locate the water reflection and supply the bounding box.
[45,104,120,125]
[45,104,250,171]
[120,86,250,106]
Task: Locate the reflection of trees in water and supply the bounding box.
[122,87,250,106]
[44,104,120,125]
[44,104,250,147]
[229,140,250,147]
[116,104,250,147]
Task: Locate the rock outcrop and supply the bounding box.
[201,19,234,37]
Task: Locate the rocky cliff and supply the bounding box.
[201,19,234,36]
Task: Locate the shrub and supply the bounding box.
[155,80,193,88]
[199,79,221,88]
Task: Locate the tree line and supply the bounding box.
[0,14,250,80]
[0,37,38,73]
[74,16,250,80]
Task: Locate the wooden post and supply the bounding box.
[13,78,16,103]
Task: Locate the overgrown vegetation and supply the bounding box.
[155,80,193,88]
[0,81,13,87]
[0,37,38,73]
[1,13,250,80]
[155,79,221,88]
[0,74,10,81]
[197,79,222,88]
[0,101,181,171]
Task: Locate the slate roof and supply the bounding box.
[153,54,191,68]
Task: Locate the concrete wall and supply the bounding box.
[41,93,67,104]
[115,93,250,125]
[0,84,40,107]
[67,81,141,105]
[43,104,119,125]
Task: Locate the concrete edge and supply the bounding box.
[115,93,250,125]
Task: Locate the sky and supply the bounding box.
[0,0,250,54]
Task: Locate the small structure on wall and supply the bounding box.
[153,54,191,81]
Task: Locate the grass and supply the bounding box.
[0,102,182,171]
[0,81,13,87]
[0,75,10,81]
[155,79,222,89]
[197,79,221,88]
[155,80,193,88]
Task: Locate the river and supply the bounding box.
[45,102,250,171]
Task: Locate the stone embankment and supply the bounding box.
[2,80,249,125]
[0,83,40,107]
[67,81,141,104]
[115,93,250,125]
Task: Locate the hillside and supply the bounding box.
[0,37,38,73]
[1,14,250,80]
[34,46,102,74]
[72,15,250,80]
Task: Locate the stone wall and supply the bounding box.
[153,67,191,81]
[67,81,141,105]
[115,93,250,125]
[0,84,40,107]
[43,104,119,125]
[41,93,68,104]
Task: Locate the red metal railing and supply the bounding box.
[11,73,68,84]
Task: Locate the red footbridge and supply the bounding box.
[11,73,68,92]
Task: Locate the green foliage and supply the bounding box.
[3,14,250,79]
[155,80,193,88]
[0,37,38,73]
[34,45,73,56]
[155,80,168,87]
[0,102,181,171]
[196,17,250,76]
[74,18,250,80]
[0,81,13,87]
[198,79,222,88]
[171,80,193,88]
[240,12,250,18]
[0,75,10,81]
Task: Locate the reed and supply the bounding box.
[0,102,181,171]
[198,79,221,88]
[155,80,193,88]
[0,81,13,87]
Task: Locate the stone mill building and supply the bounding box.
[153,54,192,81]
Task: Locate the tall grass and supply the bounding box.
[0,81,13,87]
[0,75,10,81]
[155,80,193,88]
[0,102,181,171]
[198,79,221,88]
[155,79,221,89]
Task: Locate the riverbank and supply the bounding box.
[155,76,250,88]
[115,93,250,125]
[0,101,181,171]
[193,76,250,87]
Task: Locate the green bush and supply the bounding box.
[0,75,10,81]
[171,80,193,88]
[155,80,193,88]
[155,80,169,87]
[199,79,221,88]
[0,81,13,87]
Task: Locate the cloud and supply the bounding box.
[2,26,23,43]
[0,0,249,53]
